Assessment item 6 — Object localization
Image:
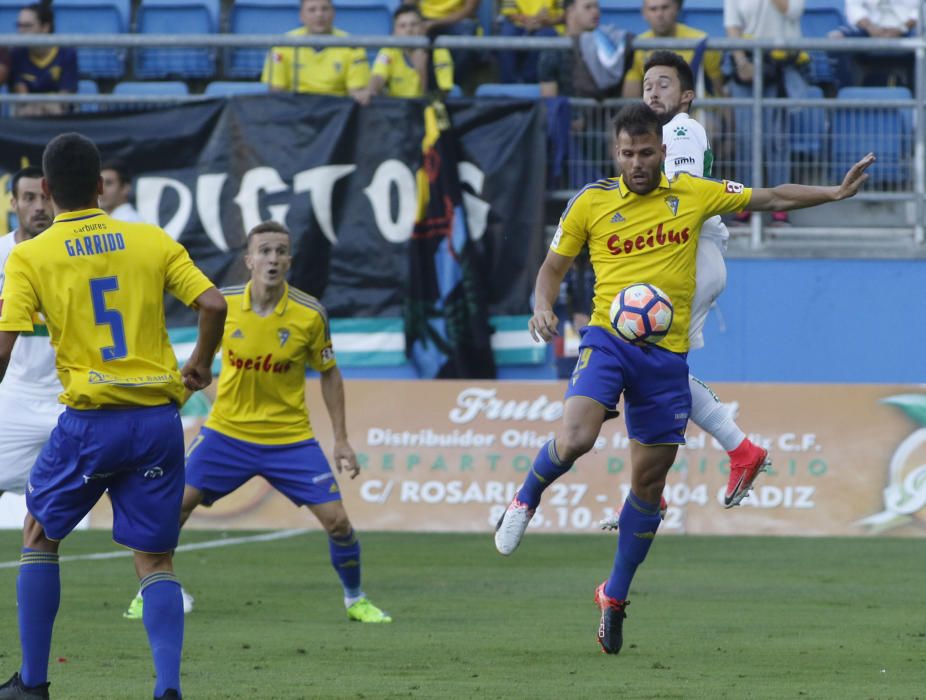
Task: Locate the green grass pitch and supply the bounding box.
[0,530,923,699]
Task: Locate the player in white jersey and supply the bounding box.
[643,50,769,507]
[0,167,61,498]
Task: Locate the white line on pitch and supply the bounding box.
[0,528,310,570]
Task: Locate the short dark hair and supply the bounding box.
[247,220,291,247]
[393,3,421,21]
[612,103,662,140]
[643,50,694,94]
[101,158,131,186]
[22,2,54,32]
[41,133,102,210]
[11,165,44,199]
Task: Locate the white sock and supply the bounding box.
[344,592,365,608]
[689,374,745,452]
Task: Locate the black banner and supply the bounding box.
[0,95,547,326]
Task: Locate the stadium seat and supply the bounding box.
[830,86,912,186]
[135,0,219,79]
[0,0,22,35]
[801,2,845,37]
[789,85,825,158]
[474,83,541,98]
[77,78,100,113]
[226,0,301,79]
[113,80,191,95]
[598,3,648,35]
[680,5,725,38]
[54,3,127,79]
[56,0,131,27]
[447,84,463,97]
[204,81,269,96]
[333,0,393,36]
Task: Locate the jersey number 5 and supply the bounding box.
[90,276,128,361]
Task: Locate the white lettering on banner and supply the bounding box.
[362,160,418,243]
[721,485,816,509]
[396,480,519,504]
[449,387,564,424]
[196,173,230,251]
[235,166,291,234]
[458,161,489,241]
[136,161,487,250]
[137,177,193,240]
[500,429,556,449]
[367,427,496,447]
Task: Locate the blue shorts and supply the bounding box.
[27,404,185,553]
[565,326,691,445]
[185,427,341,507]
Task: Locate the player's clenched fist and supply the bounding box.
[529,309,559,343]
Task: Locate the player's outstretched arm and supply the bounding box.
[748,153,876,212]
[529,249,575,344]
[182,287,227,392]
[0,330,20,383]
[320,366,360,480]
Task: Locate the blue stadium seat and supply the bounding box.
[789,85,825,158]
[447,84,463,97]
[680,7,725,38]
[135,0,219,79]
[226,0,300,79]
[0,0,21,35]
[204,81,269,96]
[830,86,912,186]
[333,2,392,36]
[56,0,131,27]
[54,3,127,79]
[474,83,541,98]
[113,80,191,95]
[77,78,100,113]
[801,5,845,37]
[598,3,648,35]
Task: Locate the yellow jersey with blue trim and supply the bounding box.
[261,27,370,95]
[551,173,751,352]
[0,208,215,409]
[205,282,337,445]
[372,47,454,97]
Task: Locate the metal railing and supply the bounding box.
[1,34,924,252]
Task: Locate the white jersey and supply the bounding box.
[109,202,143,222]
[0,232,61,400]
[663,112,729,246]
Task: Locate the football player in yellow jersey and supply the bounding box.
[495,104,874,655]
[369,5,454,98]
[126,220,391,625]
[0,133,227,700]
[261,0,371,104]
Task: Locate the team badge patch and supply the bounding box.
[724,180,745,194]
[664,195,680,216]
[278,328,290,347]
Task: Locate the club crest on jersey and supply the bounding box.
[664,195,680,216]
[610,211,625,224]
[231,328,244,339]
[278,328,290,347]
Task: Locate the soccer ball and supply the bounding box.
[609,283,674,344]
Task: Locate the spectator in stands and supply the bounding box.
[0,48,10,87]
[724,0,806,225]
[416,0,480,84]
[497,0,564,84]
[369,5,454,97]
[622,0,725,97]
[537,0,612,98]
[261,0,371,104]
[100,160,143,222]
[8,1,78,117]
[828,1,918,87]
